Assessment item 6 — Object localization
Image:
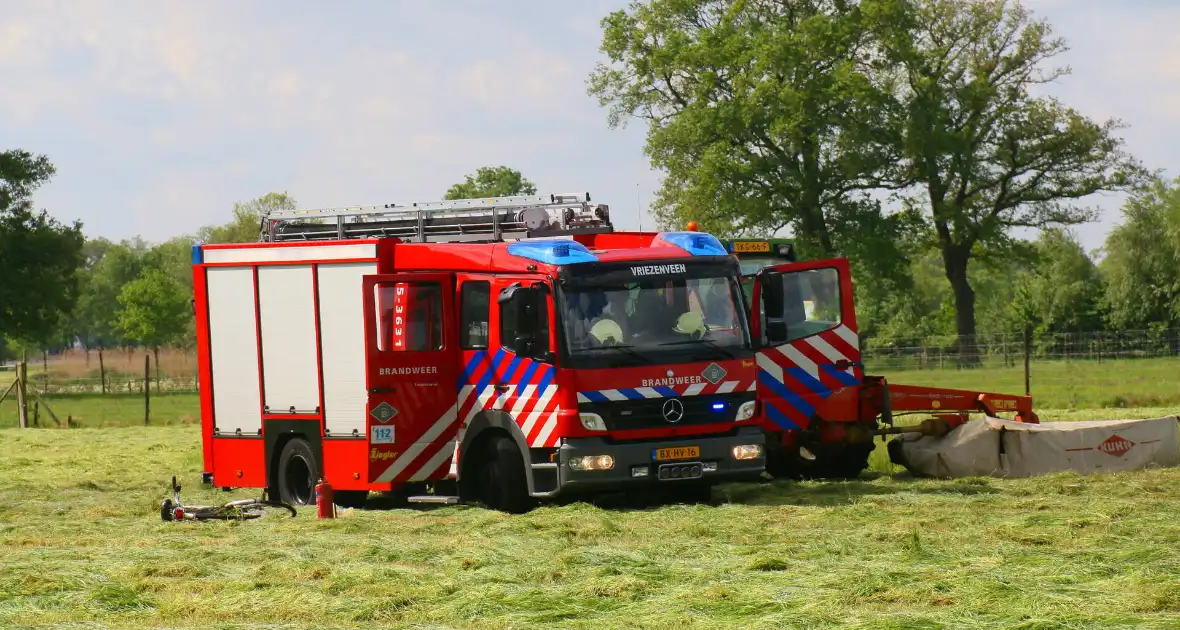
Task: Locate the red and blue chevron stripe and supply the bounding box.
[448,348,563,477]
[756,324,862,431]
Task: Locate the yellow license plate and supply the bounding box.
[733,240,771,253]
[654,446,700,461]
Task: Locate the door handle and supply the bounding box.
[494,384,509,392]
[834,360,862,370]
[370,387,397,394]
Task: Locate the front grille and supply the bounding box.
[579,392,754,430]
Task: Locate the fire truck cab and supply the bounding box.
[192,193,766,513]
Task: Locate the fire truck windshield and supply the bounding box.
[558,274,751,367]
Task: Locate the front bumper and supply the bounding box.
[552,426,766,495]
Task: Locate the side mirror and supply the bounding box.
[762,272,784,315]
[511,286,546,357]
[760,272,789,346]
[512,334,535,356]
[498,282,523,304]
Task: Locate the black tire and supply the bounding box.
[767,440,875,481]
[276,438,317,506]
[475,436,533,514]
[661,483,712,505]
[333,490,369,509]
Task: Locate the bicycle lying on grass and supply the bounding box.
[160,476,297,522]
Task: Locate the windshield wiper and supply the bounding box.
[584,344,654,364]
[657,337,737,359]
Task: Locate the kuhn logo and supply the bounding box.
[1098,434,1135,457]
[641,375,703,387]
[379,366,438,376]
[630,263,686,276]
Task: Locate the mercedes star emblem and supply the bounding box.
[662,398,685,424]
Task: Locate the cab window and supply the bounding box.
[374,281,443,351]
[460,281,490,349]
[772,267,842,342]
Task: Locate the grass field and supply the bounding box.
[876,356,1180,410]
[3,422,1180,629]
[0,393,199,429]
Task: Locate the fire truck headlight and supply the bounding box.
[579,413,607,432]
[735,400,756,421]
[569,455,615,471]
[732,444,763,460]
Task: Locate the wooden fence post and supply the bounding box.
[1023,326,1032,397]
[144,354,151,425]
[16,361,29,429]
[99,347,107,394]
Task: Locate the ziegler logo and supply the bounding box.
[379,366,439,375]
[630,263,686,276]
[370,448,398,461]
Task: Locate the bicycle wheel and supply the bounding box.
[225,499,297,519]
[257,500,298,518]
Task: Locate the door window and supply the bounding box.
[460,281,490,349]
[779,267,841,342]
[374,281,443,352]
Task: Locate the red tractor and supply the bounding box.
[716,234,1039,479]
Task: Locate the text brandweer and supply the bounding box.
[641,375,703,387]
[379,366,439,375]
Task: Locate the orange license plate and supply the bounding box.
[654,446,700,461]
[733,240,771,253]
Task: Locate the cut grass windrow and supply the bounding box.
[2,422,1180,629]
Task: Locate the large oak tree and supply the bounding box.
[876,0,1146,359]
[587,0,912,259]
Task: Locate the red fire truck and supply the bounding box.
[191,193,767,513]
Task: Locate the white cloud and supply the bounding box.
[16,0,1171,250]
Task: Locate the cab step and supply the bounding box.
[407,495,459,505]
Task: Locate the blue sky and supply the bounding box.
[4,0,1177,254]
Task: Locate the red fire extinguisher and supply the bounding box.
[314,478,335,519]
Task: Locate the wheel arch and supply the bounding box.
[457,409,536,494]
[263,419,323,493]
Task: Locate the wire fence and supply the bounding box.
[0,348,199,396]
[862,329,1180,409]
[863,329,1180,371]
[3,329,1179,412]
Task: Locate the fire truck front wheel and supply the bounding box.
[474,435,534,515]
[276,438,317,506]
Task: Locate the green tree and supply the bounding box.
[444,166,537,200]
[199,192,297,244]
[0,149,86,346]
[1006,229,1104,335]
[876,0,1145,361]
[1100,176,1180,330]
[76,238,152,353]
[115,268,190,388]
[587,0,911,257]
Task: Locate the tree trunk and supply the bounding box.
[98,345,106,394]
[153,346,161,394]
[942,245,980,367]
[798,130,836,258]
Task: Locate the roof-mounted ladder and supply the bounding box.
[259,192,613,243]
